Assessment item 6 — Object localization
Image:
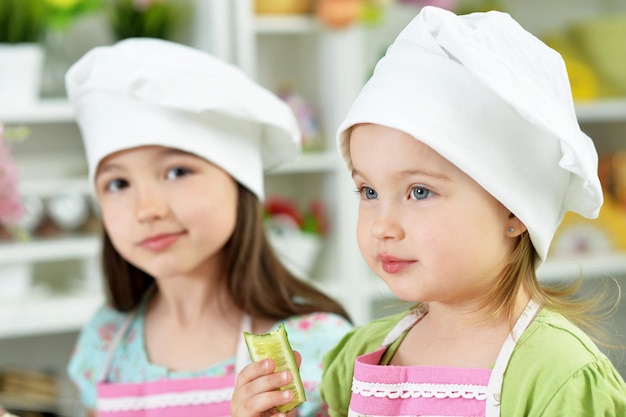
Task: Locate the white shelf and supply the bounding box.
[575,98,626,123]
[270,150,339,174]
[0,291,103,338]
[0,235,100,264]
[20,176,91,198]
[0,98,74,124]
[254,15,320,34]
[538,252,626,282]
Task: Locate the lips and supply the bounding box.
[377,254,415,274]
[140,233,183,252]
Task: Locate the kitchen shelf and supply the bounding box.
[1,98,74,124]
[19,176,91,198]
[538,252,626,282]
[0,235,99,264]
[255,15,320,34]
[0,291,103,339]
[270,150,339,174]
[575,98,626,123]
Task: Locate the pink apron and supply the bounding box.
[348,300,539,417]
[95,309,252,417]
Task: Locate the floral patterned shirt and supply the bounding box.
[67,300,353,416]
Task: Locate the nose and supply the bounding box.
[370,205,405,241]
[135,186,169,222]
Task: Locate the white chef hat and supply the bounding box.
[337,6,603,263]
[66,37,301,201]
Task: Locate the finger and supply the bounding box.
[293,350,302,368]
[235,358,276,389]
[231,369,296,417]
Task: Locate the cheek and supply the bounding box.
[184,183,238,235]
[356,209,374,255]
[102,211,128,243]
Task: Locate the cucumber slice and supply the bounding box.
[244,323,306,413]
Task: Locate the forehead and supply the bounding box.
[349,124,454,172]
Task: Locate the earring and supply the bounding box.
[508,227,514,233]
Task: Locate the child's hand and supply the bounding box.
[231,350,302,417]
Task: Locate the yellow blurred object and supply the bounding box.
[570,14,626,97]
[542,32,599,101]
[563,57,599,101]
[255,0,313,14]
[551,152,626,258]
[551,194,626,257]
[45,0,81,9]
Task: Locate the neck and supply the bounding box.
[151,277,238,327]
[424,289,532,338]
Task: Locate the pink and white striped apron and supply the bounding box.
[348,300,539,417]
[95,311,252,417]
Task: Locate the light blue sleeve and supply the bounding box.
[281,312,355,417]
[67,304,128,409]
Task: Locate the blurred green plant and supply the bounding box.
[0,0,47,43]
[108,0,190,41]
[46,0,103,32]
[0,0,102,43]
[455,0,503,14]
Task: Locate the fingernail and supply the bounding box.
[263,359,270,371]
[281,370,289,382]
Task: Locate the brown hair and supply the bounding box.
[101,183,351,322]
[482,232,620,347]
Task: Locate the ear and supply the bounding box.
[506,212,527,237]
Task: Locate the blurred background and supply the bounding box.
[0,0,625,414]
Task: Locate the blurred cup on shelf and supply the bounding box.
[16,195,45,235]
[46,194,90,231]
[267,226,322,280]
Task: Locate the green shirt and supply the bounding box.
[321,307,626,417]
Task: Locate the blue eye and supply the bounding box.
[360,186,378,200]
[106,178,128,193]
[411,186,431,200]
[166,167,191,180]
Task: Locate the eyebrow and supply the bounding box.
[352,167,450,181]
[96,163,123,177]
[96,148,194,177]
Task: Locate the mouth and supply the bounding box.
[377,254,415,274]
[140,232,183,252]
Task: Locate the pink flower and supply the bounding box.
[296,319,313,331]
[0,123,25,229]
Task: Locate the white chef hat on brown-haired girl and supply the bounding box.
[66,37,301,201]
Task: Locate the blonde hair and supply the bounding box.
[482,232,621,348]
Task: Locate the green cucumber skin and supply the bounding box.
[244,323,306,412]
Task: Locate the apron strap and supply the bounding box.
[485,299,540,417]
[99,308,140,383]
[235,314,253,374]
[381,306,427,347]
[98,285,156,383]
